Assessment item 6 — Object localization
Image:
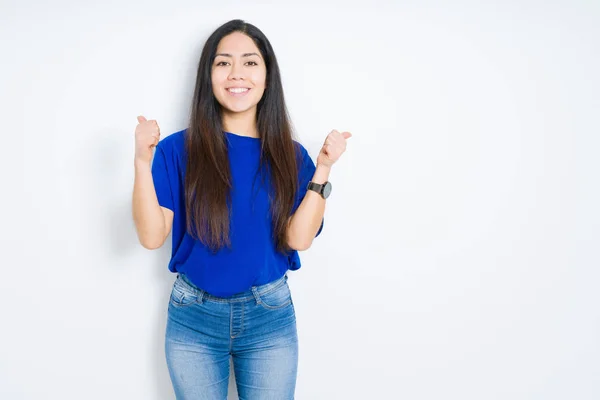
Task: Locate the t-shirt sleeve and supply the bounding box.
[151,143,175,212]
[294,143,324,237]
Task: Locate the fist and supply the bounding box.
[317,130,352,168]
[135,115,160,165]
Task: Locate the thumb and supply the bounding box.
[137,115,147,124]
[342,131,352,139]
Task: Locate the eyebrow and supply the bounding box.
[215,52,261,58]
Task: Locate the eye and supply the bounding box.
[246,61,258,66]
[215,61,229,66]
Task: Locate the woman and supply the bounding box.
[132,19,351,399]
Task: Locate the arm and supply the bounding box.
[286,129,352,250]
[132,160,174,249]
[286,164,330,251]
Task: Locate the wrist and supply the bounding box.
[312,164,331,184]
[134,158,151,171]
[316,163,332,171]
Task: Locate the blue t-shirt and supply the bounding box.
[151,129,323,297]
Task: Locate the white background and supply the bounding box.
[1,0,598,399]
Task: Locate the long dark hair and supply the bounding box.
[185,19,299,254]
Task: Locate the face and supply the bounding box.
[211,32,267,116]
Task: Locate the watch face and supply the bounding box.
[322,181,332,199]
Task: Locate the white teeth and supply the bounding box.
[227,88,249,93]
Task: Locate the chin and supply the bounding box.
[222,103,258,115]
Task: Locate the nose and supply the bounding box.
[228,61,245,81]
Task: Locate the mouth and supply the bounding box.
[226,87,251,97]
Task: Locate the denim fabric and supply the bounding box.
[165,273,298,399]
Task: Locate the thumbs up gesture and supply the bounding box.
[317,130,352,168]
[134,116,161,165]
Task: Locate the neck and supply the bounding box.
[222,107,259,138]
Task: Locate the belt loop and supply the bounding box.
[197,289,205,304]
[251,286,261,305]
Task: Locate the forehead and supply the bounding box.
[216,32,261,56]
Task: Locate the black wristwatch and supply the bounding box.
[307,181,332,199]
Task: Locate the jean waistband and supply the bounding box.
[177,273,288,304]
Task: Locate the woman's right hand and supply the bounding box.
[135,115,161,165]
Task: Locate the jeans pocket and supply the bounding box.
[170,276,199,307]
[256,281,293,310]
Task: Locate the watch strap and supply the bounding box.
[307,182,324,193]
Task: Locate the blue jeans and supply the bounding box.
[165,273,298,399]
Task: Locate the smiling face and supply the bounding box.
[211,32,267,118]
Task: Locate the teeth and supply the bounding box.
[228,88,249,93]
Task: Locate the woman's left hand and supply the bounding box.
[317,129,352,168]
